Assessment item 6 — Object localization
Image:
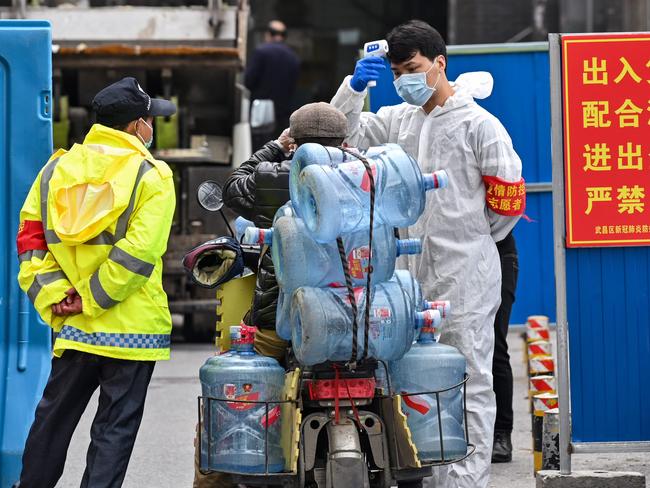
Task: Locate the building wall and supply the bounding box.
[447,0,534,44]
[449,0,650,44]
[248,0,447,107]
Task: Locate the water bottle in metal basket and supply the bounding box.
[389,326,467,462]
[199,325,286,473]
[289,281,441,366]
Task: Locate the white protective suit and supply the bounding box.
[331,72,522,488]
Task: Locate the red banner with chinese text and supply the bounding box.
[562,34,650,247]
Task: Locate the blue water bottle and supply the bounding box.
[244,216,422,292]
[289,143,403,217]
[273,201,295,223]
[275,289,292,341]
[289,281,441,365]
[391,270,451,316]
[235,216,254,242]
[199,325,286,473]
[389,326,467,462]
[291,144,448,242]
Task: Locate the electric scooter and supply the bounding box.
[190,180,474,488]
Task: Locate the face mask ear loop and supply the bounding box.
[427,60,442,91]
[136,118,153,147]
[135,119,145,145]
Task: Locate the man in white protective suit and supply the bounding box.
[330,20,525,488]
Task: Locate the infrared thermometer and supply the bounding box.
[363,39,388,88]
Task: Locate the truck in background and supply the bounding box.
[1,0,252,340]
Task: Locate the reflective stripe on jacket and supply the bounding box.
[17,124,176,361]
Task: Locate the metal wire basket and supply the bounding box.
[376,359,476,467]
[197,395,298,476]
[198,368,475,478]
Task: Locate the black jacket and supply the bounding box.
[244,42,300,125]
[223,141,290,329]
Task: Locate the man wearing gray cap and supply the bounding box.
[223,101,348,360]
[193,102,347,487]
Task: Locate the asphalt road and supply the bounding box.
[54,333,650,487]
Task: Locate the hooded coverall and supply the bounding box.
[331,72,523,488]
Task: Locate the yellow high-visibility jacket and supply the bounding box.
[17,124,176,361]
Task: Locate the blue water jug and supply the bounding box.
[289,281,440,366]
[199,325,286,473]
[273,201,295,222]
[244,216,421,291]
[276,271,441,342]
[275,289,292,341]
[275,269,439,342]
[291,144,448,242]
[235,216,254,242]
[388,327,467,462]
[290,143,401,217]
[391,270,450,316]
[235,204,292,245]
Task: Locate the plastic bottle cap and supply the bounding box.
[417,309,442,328]
[423,169,449,191]
[230,324,256,345]
[243,227,273,245]
[396,238,422,256]
[425,300,451,318]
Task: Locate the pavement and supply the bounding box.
[489,330,650,488]
[55,332,650,487]
[57,342,207,487]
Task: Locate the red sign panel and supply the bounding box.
[562,34,650,247]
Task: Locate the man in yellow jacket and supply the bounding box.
[15,77,176,488]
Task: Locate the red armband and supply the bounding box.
[17,220,48,255]
[483,175,526,216]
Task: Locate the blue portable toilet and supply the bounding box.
[0,20,53,487]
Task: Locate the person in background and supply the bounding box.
[491,231,519,463]
[245,20,300,150]
[15,77,176,488]
[193,102,347,488]
[330,20,524,488]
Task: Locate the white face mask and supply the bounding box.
[136,118,154,149]
[393,61,442,106]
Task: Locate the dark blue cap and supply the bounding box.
[92,77,176,127]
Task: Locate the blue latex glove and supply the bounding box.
[350,57,386,92]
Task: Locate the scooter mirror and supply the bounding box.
[197,180,224,212]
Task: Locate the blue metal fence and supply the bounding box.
[0,20,53,487]
[565,246,650,442]
[368,42,555,324]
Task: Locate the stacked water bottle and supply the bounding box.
[243,143,442,365]
[247,143,468,461]
[199,324,285,473]
[200,143,469,473]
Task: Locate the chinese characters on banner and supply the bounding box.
[562,34,650,246]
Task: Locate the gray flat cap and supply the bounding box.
[289,102,347,139]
